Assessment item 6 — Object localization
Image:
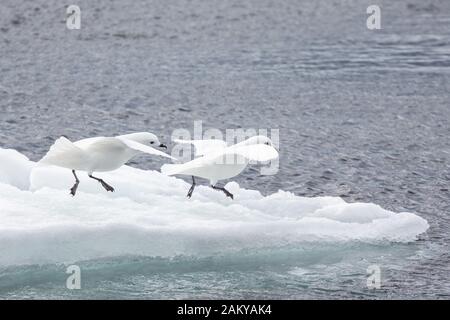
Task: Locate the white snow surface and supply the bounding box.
[0,147,429,266]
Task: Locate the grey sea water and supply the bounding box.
[0,0,449,299]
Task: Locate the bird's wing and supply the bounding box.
[161,155,210,176]
[118,138,177,160]
[73,137,106,148]
[173,139,227,156]
[39,136,91,169]
[228,144,279,162]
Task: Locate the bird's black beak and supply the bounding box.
[159,143,167,149]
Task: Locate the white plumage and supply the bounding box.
[39,132,175,195]
[162,135,279,199]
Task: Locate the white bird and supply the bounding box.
[161,135,279,199]
[39,132,175,196]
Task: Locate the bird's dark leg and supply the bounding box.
[187,176,196,198]
[211,184,234,199]
[88,174,115,192]
[70,170,80,196]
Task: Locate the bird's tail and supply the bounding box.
[161,163,184,176]
[39,137,89,170]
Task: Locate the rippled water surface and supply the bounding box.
[0,0,449,299]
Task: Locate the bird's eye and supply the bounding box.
[265,142,270,145]
[150,141,154,144]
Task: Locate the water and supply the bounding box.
[0,0,449,299]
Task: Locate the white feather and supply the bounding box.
[39,137,91,171]
[162,138,278,185]
[118,138,177,160]
[230,144,279,162]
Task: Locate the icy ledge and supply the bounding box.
[0,148,429,266]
